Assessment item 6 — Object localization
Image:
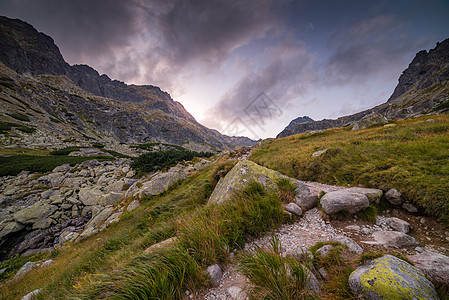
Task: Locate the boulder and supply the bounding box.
[14,261,37,279]
[52,164,71,173]
[316,245,334,257]
[371,230,418,247]
[78,188,103,206]
[386,217,411,233]
[295,182,318,210]
[139,168,187,198]
[408,251,449,287]
[209,160,311,204]
[0,221,24,239]
[13,202,58,224]
[127,200,140,212]
[207,264,223,284]
[320,190,370,215]
[385,188,402,205]
[402,202,418,213]
[284,203,302,216]
[311,149,328,157]
[349,255,438,300]
[333,235,363,254]
[345,187,383,204]
[20,289,42,300]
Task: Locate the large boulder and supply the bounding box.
[333,235,363,254]
[371,230,418,247]
[0,221,24,239]
[385,188,402,205]
[139,168,187,198]
[13,202,58,224]
[408,251,449,288]
[78,188,103,206]
[345,187,383,204]
[349,255,439,300]
[209,160,311,204]
[320,190,370,215]
[386,217,411,233]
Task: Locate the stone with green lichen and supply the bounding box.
[346,187,383,204]
[208,160,310,204]
[349,255,439,300]
[139,167,187,198]
[13,201,58,224]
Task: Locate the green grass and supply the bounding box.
[0,121,36,134]
[238,236,318,300]
[49,147,81,155]
[250,115,449,223]
[276,178,298,203]
[6,112,30,122]
[0,155,113,176]
[131,142,186,151]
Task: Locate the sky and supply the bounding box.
[1,0,448,139]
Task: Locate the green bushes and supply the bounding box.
[131,149,213,173]
[6,112,30,122]
[276,178,298,203]
[49,147,81,155]
[0,121,36,134]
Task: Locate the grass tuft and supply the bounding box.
[276,178,298,203]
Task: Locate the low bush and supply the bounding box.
[276,178,298,203]
[131,149,213,173]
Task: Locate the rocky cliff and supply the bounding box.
[0,16,255,151]
[277,39,449,138]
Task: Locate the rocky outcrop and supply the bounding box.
[349,255,439,300]
[371,230,418,247]
[277,38,449,138]
[208,160,314,204]
[408,252,449,288]
[320,190,370,215]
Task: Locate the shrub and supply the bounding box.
[131,149,213,173]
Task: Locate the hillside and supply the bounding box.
[0,16,254,152]
[277,38,449,138]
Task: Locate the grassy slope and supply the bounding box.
[250,115,449,223]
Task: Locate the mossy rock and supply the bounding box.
[349,255,439,300]
[209,160,301,203]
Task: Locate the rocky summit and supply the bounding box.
[0,16,255,152]
[277,39,449,138]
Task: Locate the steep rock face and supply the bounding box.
[278,38,449,138]
[0,16,255,149]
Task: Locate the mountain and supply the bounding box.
[277,39,449,138]
[0,16,255,152]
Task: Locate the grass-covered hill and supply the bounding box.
[251,115,449,223]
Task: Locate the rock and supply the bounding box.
[311,149,328,157]
[78,188,103,206]
[227,286,247,300]
[345,225,361,232]
[385,188,402,205]
[346,187,383,204]
[351,111,388,131]
[349,255,438,300]
[101,211,122,229]
[14,261,37,278]
[318,267,328,280]
[69,148,109,156]
[0,221,24,239]
[295,182,318,210]
[371,230,418,247]
[409,251,449,287]
[139,168,187,198]
[13,202,58,224]
[102,191,124,205]
[143,237,178,254]
[320,190,370,215]
[32,218,54,230]
[305,267,320,293]
[52,164,71,173]
[209,160,309,204]
[284,203,302,216]
[207,264,223,284]
[402,202,418,213]
[333,235,363,254]
[21,289,42,300]
[316,244,334,257]
[127,200,140,212]
[386,217,411,233]
[58,231,77,245]
[41,259,53,267]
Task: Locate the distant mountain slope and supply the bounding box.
[0,16,255,150]
[277,39,449,138]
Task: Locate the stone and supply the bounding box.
[385,188,402,205]
[207,264,223,284]
[102,192,124,205]
[13,202,58,224]
[311,149,328,157]
[0,221,24,239]
[139,168,187,198]
[349,255,438,300]
[345,225,361,232]
[227,286,247,300]
[32,218,54,230]
[346,187,383,204]
[408,251,449,287]
[320,190,370,215]
[21,289,42,300]
[127,200,140,212]
[52,164,71,173]
[371,230,418,247]
[144,237,178,254]
[316,244,334,257]
[284,203,302,216]
[209,160,309,204]
[41,259,53,267]
[402,202,418,213]
[333,235,363,254]
[351,111,388,131]
[295,182,318,210]
[83,206,114,231]
[78,188,103,206]
[101,211,122,229]
[14,261,37,278]
[386,217,411,233]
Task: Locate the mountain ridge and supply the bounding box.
[277,38,449,138]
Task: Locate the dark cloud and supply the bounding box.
[323,15,428,85]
